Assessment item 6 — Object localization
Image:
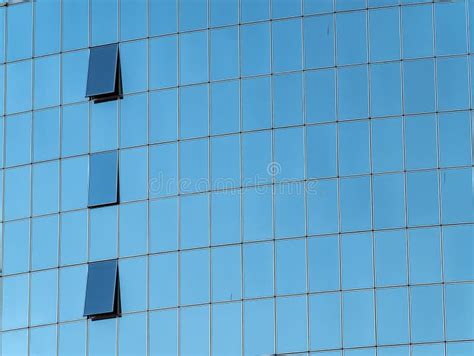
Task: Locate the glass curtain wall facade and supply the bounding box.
[0,0,473,355]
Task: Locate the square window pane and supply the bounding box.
[59,265,87,322]
[403,59,435,114]
[211,26,239,80]
[30,327,57,355]
[62,50,89,105]
[376,287,409,345]
[180,249,210,305]
[5,165,31,221]
[120,93,147,148]
[32,161,59,216]
[241,0,269,22]
[338,65,368,120]
[437,56,469,111]
[445,283,474,341]
[343,290,375,348]
[211,80,240,135]
[371,117,404,173]
[273,72,303,127]
[276,296,308,353]
[443,225,474,282]
[84,259,119,318]
[30,269,58,326]
[244,298,274,356]
[118,313,147,356]
[340,176,372,232]
[243,186,273,241]
[275,183,305,238]
[179,0,207,31]
[59,321,86,356]
[62,103,89,157]
[409,227,442,284]
[310,292,341,350]
[180,31,208,85]
[180,193,209,249]
[241,23,270,76]
[2,274,29,330]
[441,168,472,224]
[276,238,306,295]
[272,18,302,72]
[410,285,444,342]
[150,0,177,36]
[120,40,147,94]
[304,15,334,69]
[307,179,339,235]
[90,206,118,261]
[91,100,118,152]
[89,317,117,355]
[150,35,178,89]
[180,84,208,139]
[31,215,58,270]
[88,151,118,208]
[60,210,88,266]
[179,138,209,193]
[242,76,272,131]
[336,11,367,65]
[34,55,60,109]
[407,170,439,226]
[438,111,471,167]
[339,120,370,175]
[435,1,467,55]
[149,142,178,198]
[120,146,148,201]
[244,241,274,298]
[149,252,178,309]
[212,302,241,355]
[119,256,147,313]
[150,89,178,143]
[373,173,405,229]
[402,4,433,58]
[342,232,373,289]
[370,62,402,117]
[149,309,178,356]
[211,190,241,245]
[5,112,31,167]
[369,7,400,62]
[180,305,210,356]
[33,108,60,162]
[211,134,240,189]
[61,156,88,211]
[210,0,238,26]
[274,127,304,182]
[119,201,147,257]
[212,245,242,302]
[375,230,407,287]
[305,69,336,123]
[308,236,340,292]
[3,219,30,275]
[149,197,178,253]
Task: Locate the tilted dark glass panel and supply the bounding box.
[88,150,119,208]
[86,44,122,102]
[83,259,121,320]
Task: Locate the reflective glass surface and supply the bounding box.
[88,150,119,207]
[86,44,119,98]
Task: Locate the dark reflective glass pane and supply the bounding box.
[83,259,120,319]
[88,150,119,208]
[86,44,121,100]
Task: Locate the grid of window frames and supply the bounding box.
[0,0,473,355]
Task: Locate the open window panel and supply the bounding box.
[88,150,119,208]
[86,43,123,103]
[83,259,121,321]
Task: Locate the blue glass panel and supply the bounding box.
[91,0,118,46]
[272,18,302,72]
[180,306,210,356]
[118,313,147,356]
[120,146,148,201]
[83,259,118,317]
[34,55,60,109]
[0,9,5,63]
[149,143,178,198]
[277,296,308,353]
[275,183,305,238]
[35,0,59,56]
[402,4,433,58]
[180,31,208,85]
[242,76,272,131]
[212,302,242,355]
[6,60,32,115]
[405,114,437,169]
[244,241,274,298]
[376,287,409,345]
[443,225,474,282]
[274,127,304,182]
[60,210,88,266]
[179,138,209,193]
[62,50,89,104]
[212,245,242,302]
[211,190,241,245]
[241,0,269,22]
[340,176,372,232]
[336,11,367,65]
[120,93,148,148]
[307,124,336,179]
[180,249,210,305]
[370,62,402,117]
[342,232,373,289]
[120,0,147,40]
[7,3,32,61]
[447,342,474,356]
[150,35,178,89]
[59,321,86,356]
[373,173,405,229]
[308,235,339,292]
[369,7,400,62]
[211,80,240,135]
[407,170,439,226]
[375,230,407,287]
[30,269,58,326]
[59,265,87,322]
[307,178,339,235]
[305,69,336,123]
[61,103,89,157]
[441,168,472,224]
[404,59,436,114]
[211,26,239,80]
[90,206,118,261]
[149,309,178,356]
[244,299,274,356]
[435,1,467,55]
[31,215,58,270]
[150,0,177,36]
[243,185,273,241]
[119,201,147,257]
[61,156,88,211]
[304,0,333,14]
[2,274,29,330]
[310,292,341,350]
[180,193,209,249]
[62,0,89,51]
[5,165,31,221]
[120,40,147,94]
[276,238,306,294]
[336,0,365,11]
[272,0,301,17]
[211,0,238,26]
[89,318,117,356]
[119,257,147,313]
[437,56,469,111]
[304,15,334,69]
[338,65,368,120]
[211,134,240,189]
[412,344,445,356]
[88,151,118,207]
[149,197,178,253]
[149,89,178,143]
[180,84,209,139]
[91,100,118,152]
[179,0,207,31]
[339,120,370,175]
[33,108,60,162]
[32,161,59,216]
[29,325,57,356]
[3,219,29,275]
[5,112,31,167]
[378,346,410,356]
[445,283,474,340]
[438,111,471,167]
[343,290,375,348]
[241,23,271,76]
[273,72,303,127]
[411,285,444,342]
[149,252,178,309]
[409,227,442,284]
[371,117,403,173]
